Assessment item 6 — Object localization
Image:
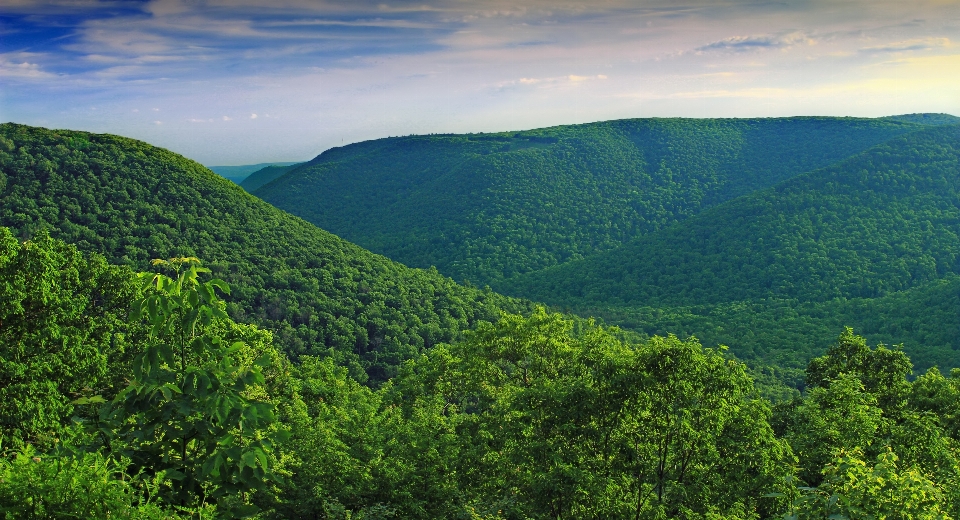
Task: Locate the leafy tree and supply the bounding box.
[383,309,792,519]
[787,448,952,519]
[101,257,288,513]
[777,374,885,486]
[909,367,960,440]
[805,327,912,414]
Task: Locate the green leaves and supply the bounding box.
[0,227,141,450]
[103,257,285,514]
[787,448,953,519]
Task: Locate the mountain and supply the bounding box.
[0,124,532,383]
[240,163,302,191]
[503,125,960,374]
[207,162,301,184]
[252,117,926,286]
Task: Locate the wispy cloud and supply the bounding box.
[858,37,951,54]
[496,73,608,89]
[695,31,816,53]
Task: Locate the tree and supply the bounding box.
[787,447,952,520]
[805,327,912,414]
[102,257,288,513]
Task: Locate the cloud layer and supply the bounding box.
[2,0,959,164]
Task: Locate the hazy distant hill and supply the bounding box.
[253,117,924,286]
[207,161,301,184]
[0,124,530,382]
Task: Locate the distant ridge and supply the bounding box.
[240,163,303,191]
[207,162,301,183]
[504,125,960,307]
[880,112,960,126]
[502,125,960,374]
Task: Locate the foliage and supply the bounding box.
[773,329,960,516]
[6,120,960,518]
[0,227,141,450]
[102,257,287,512]
[0,443,205,519]
[254,117,922,286]
[786,448,952,520]
[507,125,960,375]
[374,309,792,519]
[239,164,302,192]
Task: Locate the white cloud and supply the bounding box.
[222,115,232,121]
[0,55,59,80]
[250,113,258,119]
[4,0,960,164]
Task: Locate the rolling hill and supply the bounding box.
[252,116,929,286]
[0,123,532,383]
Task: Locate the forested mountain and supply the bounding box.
[504,125,960,375]
[240,163,302,191]
[253,117,926,285]
[0,123,532,383]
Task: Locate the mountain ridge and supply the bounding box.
[252,116,929,286]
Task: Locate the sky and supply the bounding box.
[2,1,960,165]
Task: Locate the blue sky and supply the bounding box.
[2,1,960,165]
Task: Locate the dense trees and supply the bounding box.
[506,125,960,375]
[0,227,142,449]
[239,164,301,192]
[3,235,958,518]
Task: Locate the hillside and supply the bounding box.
[0,123,532,383]
[504,125,960,374]
[253,117,925,286]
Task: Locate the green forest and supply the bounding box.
[3,119,960,518]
